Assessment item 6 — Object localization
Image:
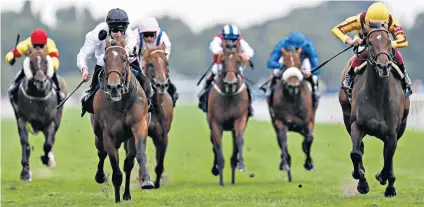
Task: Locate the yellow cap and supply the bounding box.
[365,2,390,25]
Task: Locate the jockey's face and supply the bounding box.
[110,30,123,40]
[143,32,156,43]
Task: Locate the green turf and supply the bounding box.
[2,105,424,206]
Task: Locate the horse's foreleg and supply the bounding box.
[132,119,155,189]
[274,120,292,182]
[230,131,238,185]
[152,133,168,188]
[17,118,31,181]
[302,126,315,171]
[233,116,247,173]
[210,120,224,186]
[102,132,122,203]
[94,135,107,184]
[376,135,398,197]
[350,122,369,194]
[339,89,352,134]
[41,122,57,168]
[123,137,136,200]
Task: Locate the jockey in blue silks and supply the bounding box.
[263,31,321,106]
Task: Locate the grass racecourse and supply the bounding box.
[1,105,424,206]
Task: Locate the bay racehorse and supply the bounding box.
[338,25,410,197]
[266,46,316,182]
[204,46,251,186]
[10,47,67,181]
[90,35,153,203]
[124,44,174,189]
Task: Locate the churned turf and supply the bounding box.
[2,105,424,206]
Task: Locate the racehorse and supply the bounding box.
[266,46,316,182]
[204,45,251,186]
[10,47,67,182]
[124,44,174,189]
[90,35,153,203]
[338,25,410,197]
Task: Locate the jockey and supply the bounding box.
[77,8,154,117]
[133,16,179,107]
[332,2,412,97]
[5,28,65,105]
[265,31,321,105]
[198,24,255,115]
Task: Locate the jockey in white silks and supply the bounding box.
[133,16,178,107]
[77,8,154,116]
[197,24,255,116]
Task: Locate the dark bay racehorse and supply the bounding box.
[205,48,250,186]
[10,47,67,181]
[124,44,174,189]
[90,35,153,203]
[267,47,316,182]
[338,26,410,197]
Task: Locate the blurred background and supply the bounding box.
[1,0,423,129]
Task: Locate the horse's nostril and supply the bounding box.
[106,85,111,90]
[155,83,161,88]
[117,84,123,89]
[165,84,169,88]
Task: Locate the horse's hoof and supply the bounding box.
[40,155,49,166]
[95,171,107,184]
[352,169,365,180]
[281,164,290,172]
[48,159,56,168]
[384,186,397,197]
[236,163,246,172]
[141,180,155,189]
[211,167,219,176]
[357,180,370,194]
[47,152,56,168]
[304,162,315,171]
[375,172,387,185]
[154,180,161,189]
[20,170,32,182]
[122,193,131,200]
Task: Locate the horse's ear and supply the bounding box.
[297,47,302,55]
[160,42,166,50]
[281,48,287,56]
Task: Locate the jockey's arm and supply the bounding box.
[209,36,223,54]
[76,26,100,72]
[331,13,362,43]
[389,16,408,48]
[239,39,254,59]
[46,38,60,71]
[125,26,138,63]
[161,31,172,60]
[303,43,320,75]
[266,40,284,69]
[4,38,31,64]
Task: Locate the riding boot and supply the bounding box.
[8,69,26,108]
[311,75,320,107]
[135,71,155,113]
[246,84,254,117]
[198,73,214,109]
[51,72,65,104]
[342,67,355,96]
[398,63,413,97]
[81,66,102,117]
[167,79,179,107]
[265,75,277,97]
